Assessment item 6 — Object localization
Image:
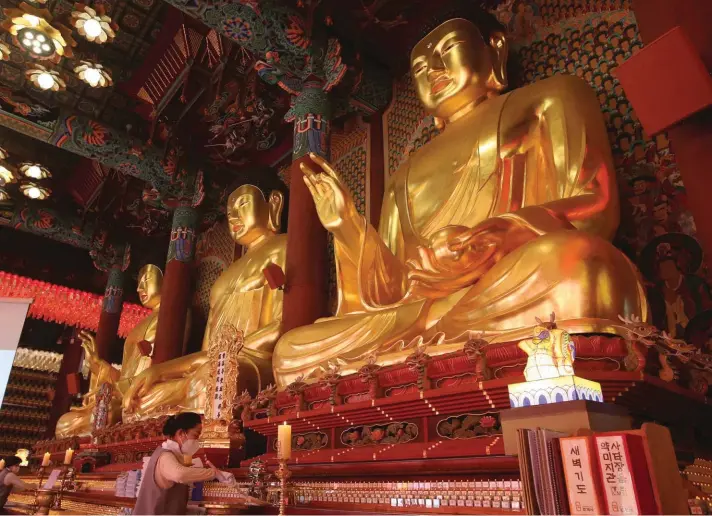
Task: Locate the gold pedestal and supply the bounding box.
[500,399,631,455]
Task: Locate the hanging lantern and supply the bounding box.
[74,60,112,88]
[20,181,51,200]
[2,5,75,61]
[26,65,65,91]
[71,5,116,44]
[19,162,52,180]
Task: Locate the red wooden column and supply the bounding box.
[153,206,198,364]
[367,111,386,227]
[46,328,83,438]
[282,81,330,333]
[94,267,124,361]
[632,0,712,260]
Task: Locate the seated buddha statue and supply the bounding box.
[55,330,120,438]
[272,17,648,387]
[123,185,286,419]
[54,264,180,437]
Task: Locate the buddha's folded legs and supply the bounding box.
[273,301,430,388]
[272,231,646,389]
[433,230,648,342]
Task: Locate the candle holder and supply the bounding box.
[52,465,74,509]
[34,465,46,508]
[275,458,292,516]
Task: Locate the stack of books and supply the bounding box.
[518,428,661,515]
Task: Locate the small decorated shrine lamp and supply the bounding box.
[64,448,74,465]
[41,452,51,467]
[277,422,292,460]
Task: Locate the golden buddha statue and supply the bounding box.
[123,185,286,419]
[272,17,648,387]
[54,264,174,438]
[55,331,120,438]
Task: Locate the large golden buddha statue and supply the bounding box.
[272,17,648,387]
[55,264,169,438]
[122,185,286,419]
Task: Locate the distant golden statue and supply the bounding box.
[54,264,176,438]
[123,185,286,419]
[55,330,120,438]
[272,17,647,387]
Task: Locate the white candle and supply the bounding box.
[277,422,292,460]
[64,448,74,465]
[41,452,50,467]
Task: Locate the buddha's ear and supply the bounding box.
[488,31,509,91]
[267,190,284,233]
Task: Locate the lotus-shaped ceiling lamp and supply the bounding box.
[0,162,16,186]
[0,188,9,202]
[20,182,51,200]
[2,3,75,61]
[71,5,116,44]
[74,60,112,88]
[19,163,52,180]
[26,64,66,91]
[0,42,11,61]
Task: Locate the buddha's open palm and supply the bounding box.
[301,153,357,230]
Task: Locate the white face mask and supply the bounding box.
[180,438,200,457]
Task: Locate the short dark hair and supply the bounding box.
[162,412,202,437]
[5,456,21,468]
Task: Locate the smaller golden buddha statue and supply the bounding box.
[54,264,179,437]
[122,185,286,420]
[55,331,120,438]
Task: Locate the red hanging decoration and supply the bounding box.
[0,271,149,338]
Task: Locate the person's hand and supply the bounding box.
[301,153,358,231]
[205,460,219,479]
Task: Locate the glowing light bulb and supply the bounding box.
[26,186,41,199]
[23,39,32,47]
[83,18,102,39]
[41,44,50,52]
[24,165,43,179]
[25,32,34,40]
[83,68,101,86]
[36,72,55,90]
[36,34,46,42]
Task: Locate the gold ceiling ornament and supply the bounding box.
[0,147,8,160]
[26,64,66,91]
[19,162,52,180]
[71,5,116,44]
[0,42,11,61]
[74,60,112,87]
[20,181,51,200]
[0,188,9,202]
[0,162,17,186]
[2,3,76,61]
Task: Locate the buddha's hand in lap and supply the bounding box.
[122,367,159,412]
[300,152,360,231]
[405,219,535,298]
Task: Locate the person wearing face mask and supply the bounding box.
[133,412,217,515]
[0,456,33,512]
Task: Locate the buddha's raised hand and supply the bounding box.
[300,153,359,231]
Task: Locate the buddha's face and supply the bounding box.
[411,19,506,119]
[227,186,270,245]
[137,266,162,309]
